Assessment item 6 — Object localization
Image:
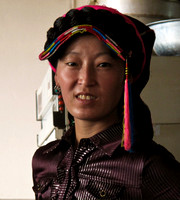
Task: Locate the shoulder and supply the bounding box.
[32,126,75,178]
[33,139,61,159]
[32,139,70,179]
[142,141,180,199]
[32,140,65,196]
[32,140,59,173]
[32,140,61,166]
[145,141,180,171]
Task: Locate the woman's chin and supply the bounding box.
[73,112,99,122]
[70,108,119,124]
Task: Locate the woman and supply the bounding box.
[32,5,180,200]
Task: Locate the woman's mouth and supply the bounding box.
[77,94,96,100]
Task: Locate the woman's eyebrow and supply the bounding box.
[62,51,112,58]
[96,51,120,60]
[61,48,119,60]
[59,51,80,59]
[95,51,112,57]
[64,51,80,56]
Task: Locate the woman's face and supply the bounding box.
[55,35,125,123]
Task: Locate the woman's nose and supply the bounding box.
[78,64,96,87]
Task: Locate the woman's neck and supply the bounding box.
[74,112,121,144]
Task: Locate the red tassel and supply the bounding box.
[124,78,131,151]
[123,58,133,151]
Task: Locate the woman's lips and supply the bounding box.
[75,93,97,101]
[77,94,96,100]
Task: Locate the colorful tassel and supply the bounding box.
[122,58,134,152]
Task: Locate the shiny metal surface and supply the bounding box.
[85,0,180,23]
[148,19,180,56]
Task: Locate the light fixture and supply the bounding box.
[147,19,180,56]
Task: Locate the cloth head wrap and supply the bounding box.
[39,5,155,151]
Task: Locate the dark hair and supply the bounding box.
[43,6,154,151]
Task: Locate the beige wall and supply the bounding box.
[0,0,179,199]
[142,56,180,124]
[0,0,70,198]
[141,56,180,161]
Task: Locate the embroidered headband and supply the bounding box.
[39,24,126,71]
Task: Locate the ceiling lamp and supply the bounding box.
[147,19,180,56]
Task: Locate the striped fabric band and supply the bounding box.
[39,24,126,62]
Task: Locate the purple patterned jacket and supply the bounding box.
[32,123,180,200]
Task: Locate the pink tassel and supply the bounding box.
[123,58,134,151]
[124,78,131,151]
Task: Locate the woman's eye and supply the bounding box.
[98,62,111,68]
[66,62,77,67]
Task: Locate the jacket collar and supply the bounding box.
[90,123,123,157]
[43,123,123,157]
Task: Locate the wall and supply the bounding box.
[0,0,70,199]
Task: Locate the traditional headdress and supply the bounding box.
[39,5,155,152]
